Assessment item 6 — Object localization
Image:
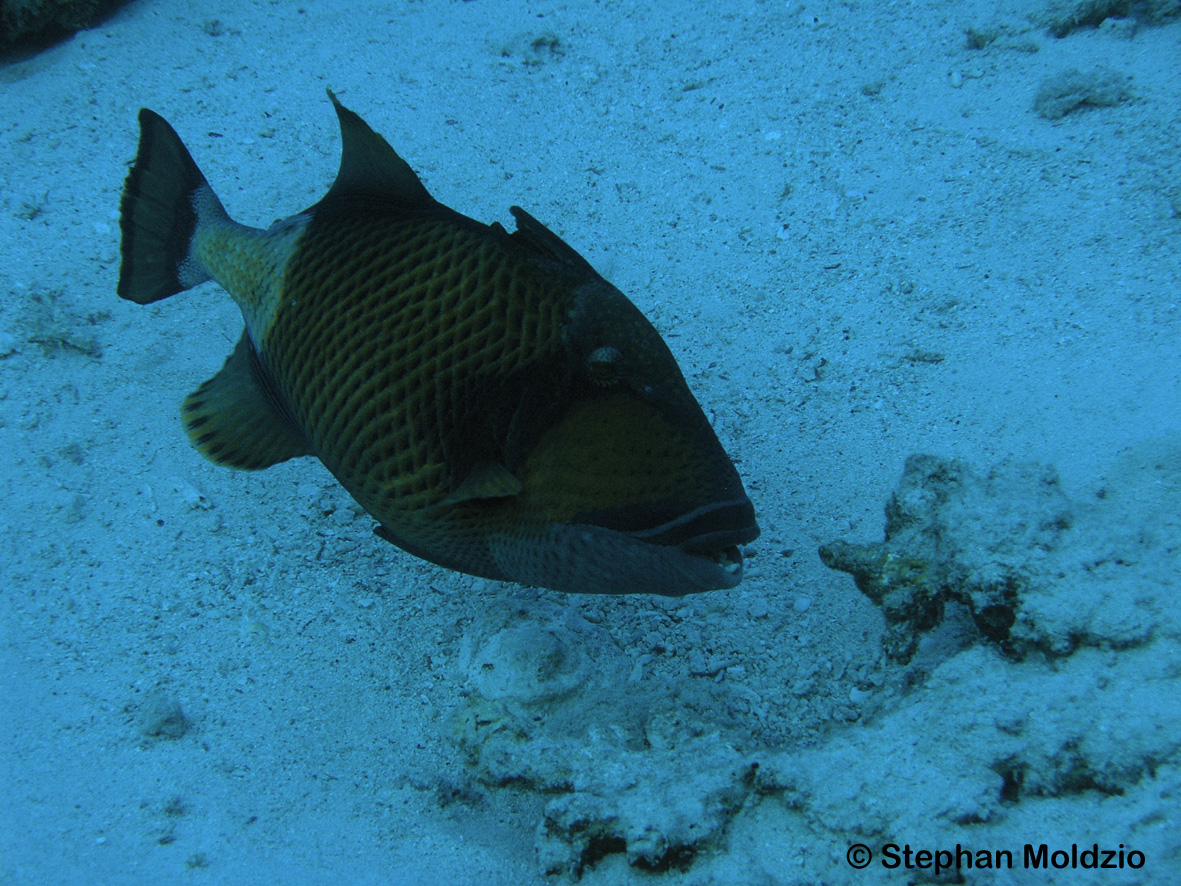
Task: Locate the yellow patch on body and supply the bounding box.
[192,211,310,345]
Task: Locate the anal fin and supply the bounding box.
[182,331,312,470]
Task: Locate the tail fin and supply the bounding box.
[117,109,228,304]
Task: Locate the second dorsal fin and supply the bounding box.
[508,206,596,274]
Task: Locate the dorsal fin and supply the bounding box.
[324,90,434,207]
[509,206,596,274]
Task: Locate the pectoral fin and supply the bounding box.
[441,462,523,506]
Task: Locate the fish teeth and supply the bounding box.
[712,549,742,574]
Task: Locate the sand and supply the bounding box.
[2,0,1178,883]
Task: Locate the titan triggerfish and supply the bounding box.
[117,91,758,595]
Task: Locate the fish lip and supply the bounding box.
[626,496,760,553]
[492,523,752,595]
[679,543,745,590]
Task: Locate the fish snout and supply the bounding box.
[629,496,759,593]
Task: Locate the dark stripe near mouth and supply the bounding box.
[627,497,759,553]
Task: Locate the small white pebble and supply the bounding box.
[629,653,652,684]
[850,686,872,704]
[242,620,269,642]
[793,596,811,613]
[174,479,211,510]
[0,331,17,357]
[949,70,964,88]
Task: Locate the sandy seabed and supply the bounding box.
[2,1,1179,883]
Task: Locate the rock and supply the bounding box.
[820,455,1161,661]
[1,0,133,50]
[452,598,761,877]
[1033,67,1133,119]
[139,691,189,739]
[1041,0,1181,37]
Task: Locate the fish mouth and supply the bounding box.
[488,498,758,595]
[626,497,759,553]
[666,542,746,592]
[625,497,759,594]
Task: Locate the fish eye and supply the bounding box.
[586,345,623,387]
